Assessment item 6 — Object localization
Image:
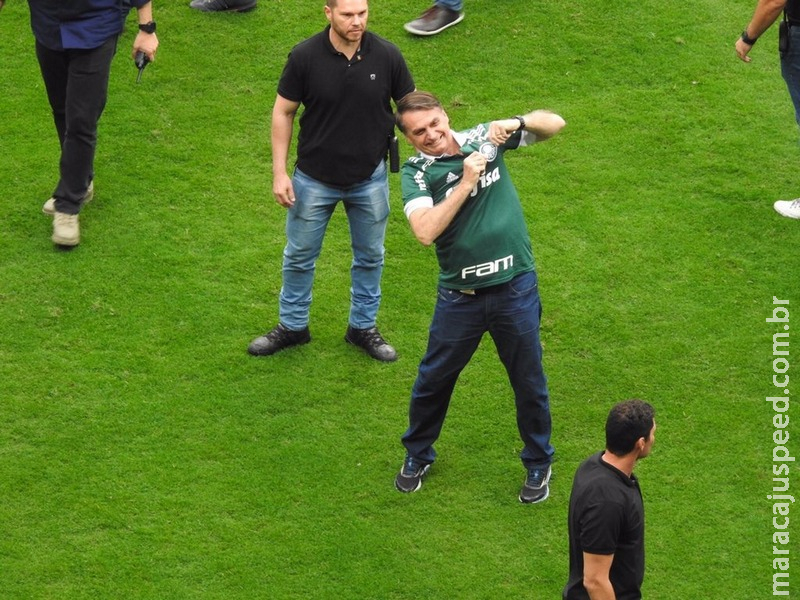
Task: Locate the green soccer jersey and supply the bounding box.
[401,122,537,289]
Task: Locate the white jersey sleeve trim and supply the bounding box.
[404,196,434,220]
[518,130,536,147]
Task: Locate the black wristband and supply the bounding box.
[139,21,157,34]
[514,115,526,132]
[741,29,758,45]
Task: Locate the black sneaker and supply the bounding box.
[344,326,397,362]
[248,323,310,356]
[395,455,431,493]
[404,5,464,36]
[189,0,257,12]
[519,465,551,504]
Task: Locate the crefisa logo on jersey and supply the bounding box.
[479,143,497,161]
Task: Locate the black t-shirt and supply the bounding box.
[563,452,645,600]
[787,0,800,22]
[277,27,415,187]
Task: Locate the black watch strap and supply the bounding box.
[741,29,758,45]
[139,21,156,34]
[514,115,526,132]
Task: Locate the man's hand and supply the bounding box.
[132,31,158,63]
[273,171,296,208]
[462,151,487,187]
[488,121,513,146]
[735,37,754,62]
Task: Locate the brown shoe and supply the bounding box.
[43,181,94,216]
[52,212,80,246]
[404,5,464,36]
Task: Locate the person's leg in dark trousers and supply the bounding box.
[35,36,117,215]
[488,272,554,469]
[402,288,485,464]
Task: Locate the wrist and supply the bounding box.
[741,28,758,45]
[138,21,156,34]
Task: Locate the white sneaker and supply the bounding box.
[774,198,800,219]
[52,212,80,246]
[43,181,94,216]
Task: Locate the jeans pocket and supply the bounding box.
[508,272,538,298]
[436,287,469,305]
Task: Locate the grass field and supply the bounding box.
[1,0,798,598]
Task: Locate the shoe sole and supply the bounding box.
[52,235,79,247]
[247,335,311,356]
[519,485,549,504]
[395,463,430,493]
[774,207,800,219]
[404,13,464,36]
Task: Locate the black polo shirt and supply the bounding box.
[277,26,414,187]
[563,452,645,600]
[788,0,800,23]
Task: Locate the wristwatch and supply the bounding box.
[139,21,157,34]
[514,115,526,132]
[741,29,757,45]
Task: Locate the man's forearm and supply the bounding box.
[744,0,786,39]
[136,1,154,24]
[271,114,293,176]
[409,178,476,246]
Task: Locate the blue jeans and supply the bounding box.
[280,162,390,330]
[781,24,800,126]
[35,36,118,215]
[401,271,554,468]
[436,0,463,11]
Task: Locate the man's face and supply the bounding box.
[326,0,368,45]
[401,107,452,156]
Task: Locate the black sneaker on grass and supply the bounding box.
[395,455,430,493]
[248,323,310,356]
[519,465,551,504]
[189,0,257,12]
[345,325,397,362]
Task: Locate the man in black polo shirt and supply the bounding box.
[564,399,656,600]
[248,0,415,361]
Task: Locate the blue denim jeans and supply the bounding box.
[280,162,390,330]
[435,0,463,11]
[781,24,800,126]
[401,271,554,468]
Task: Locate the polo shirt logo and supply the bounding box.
[370,74,376,80]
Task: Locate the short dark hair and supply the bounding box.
[395,90,443,133]
[605,399,655,456]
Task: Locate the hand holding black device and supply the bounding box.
[135,51,150,83]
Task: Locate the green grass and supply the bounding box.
[1,0,798,597]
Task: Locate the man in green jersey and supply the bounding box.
[393,91,565,502]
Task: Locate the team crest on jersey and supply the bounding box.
[479,143,497,161]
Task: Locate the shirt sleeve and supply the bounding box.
[578,500,625,555]
[391,49,415,103]
[400,159,433,219]
[276,49,305,102]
